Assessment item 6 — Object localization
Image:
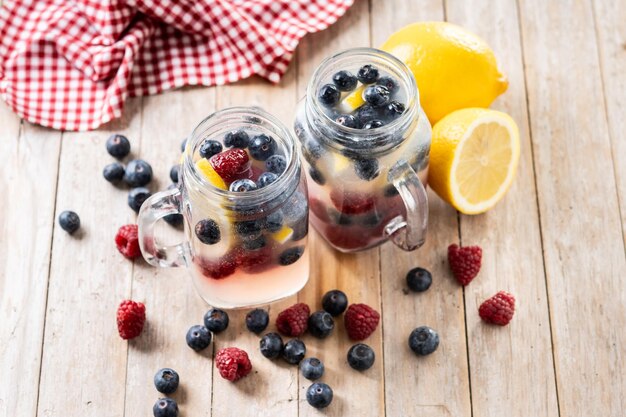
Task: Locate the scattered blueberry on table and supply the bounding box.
[58,210,80,234]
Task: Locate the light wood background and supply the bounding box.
[1,0,625,416]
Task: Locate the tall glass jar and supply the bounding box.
[294,48,431,252]
[138,107,309,308]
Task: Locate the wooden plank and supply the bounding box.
[592,0,626,244]
[0,105,60,417]
[517,0,626,416]
[445,1,560,416]
[371,2,472,417]
[123,88,217,417]
[36,99,142,417]
[295,1,386,416]
[207,68,301,416]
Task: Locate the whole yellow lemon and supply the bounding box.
[381,22,508,124]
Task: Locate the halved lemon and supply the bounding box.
[195,158,227,190]
[429,108,520,214]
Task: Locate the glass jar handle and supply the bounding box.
[137,186,189,267]
[384,161,428,251]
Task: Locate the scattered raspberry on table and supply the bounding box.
[448,243,482,286]
[344,303,380,341]
[116,300,145,340]
[215,347,252,381]
[115,224,141,259]
[479,291,516,326]
[276,302,310,337]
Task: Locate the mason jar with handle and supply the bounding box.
[294,48,431,253]
[138,107,310,308]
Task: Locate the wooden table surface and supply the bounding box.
[2,0,625,416]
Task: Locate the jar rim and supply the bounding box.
[183,106,301,208]
[306,47,420,150]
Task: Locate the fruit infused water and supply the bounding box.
[139,107,309,308]
[294,48,431,252]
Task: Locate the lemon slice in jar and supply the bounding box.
[337,86,366,113]
[195,158,228,190]
[271,225,294,244]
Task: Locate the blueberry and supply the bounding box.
[153,397,179,417]
[322,289,348,316]
[163,213,183,228]
[229,179,257,192]
[354,158,380,181]
[185,325,212,351]
[357,64,379,84]
[199,139,223,158]
[265,155,287,174]
[363,119,385,130]
[308,166,326,185]
[291,220,308,241]
[58,210,80,234]
[249,134,277,161]
[224,130,250,148]
[234,220,263,240]
[260,332,283,359]
[329,209,353,226]
[180,138,188,153]
[406,267,432,292]
[308,311,334,338]
[282,339,306,364]
[376,76,399,93]
[335,114,358,128]
[304,139,324,161]
[103,162,125,183]
[384,100,406,119]
[106,134,130,158]
[257,172,278,188]
[203,308,229,333]
[364,85,390,107]
[318,84,341,107]
[306,382,333,409]
[195,219,220,244]
[355,104,380,127]
[128,187,151,213]
[332,70,358,91]
[263,211,283,232]
[300,357,325,380]
[279,246,304,266]
[169,165,180,183]
[242,235,266,250]
[347,343,375,371]
[124,159,153,187]
[245,309,269,333]
[408,326,439,356]
[154,368,179,394]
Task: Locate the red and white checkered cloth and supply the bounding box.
[0,0,354,131]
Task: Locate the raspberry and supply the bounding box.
[115,224,141,259]
[210,148,250,182]
[344,303,380,341]
[448,243,482,286]
[233,245,273,272]
[195,256,236,280]
[479,291,515,325]
[215,347,252,381]
[276,303,310,336]
[330,189,375,215]
[116,300,145,339]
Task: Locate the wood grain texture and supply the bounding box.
[371,2,472,417]
[124,88,217,417]
[36,99,142,417]
[446,1,560,416]
[295,1,386,416]
[208,64,301,417]
[0,106,60,417]
[517,0,626,415]
[592,0,626,244]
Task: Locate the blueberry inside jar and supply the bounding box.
[294,48,431,253]
[182,107,310,307]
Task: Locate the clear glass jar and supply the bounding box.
[138,107,309,308]
[294,48,431,252]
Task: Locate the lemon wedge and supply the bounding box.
[195,158,227,190]
[271,226,294,244]
[338,85,365,113]
[429,108,520,214]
